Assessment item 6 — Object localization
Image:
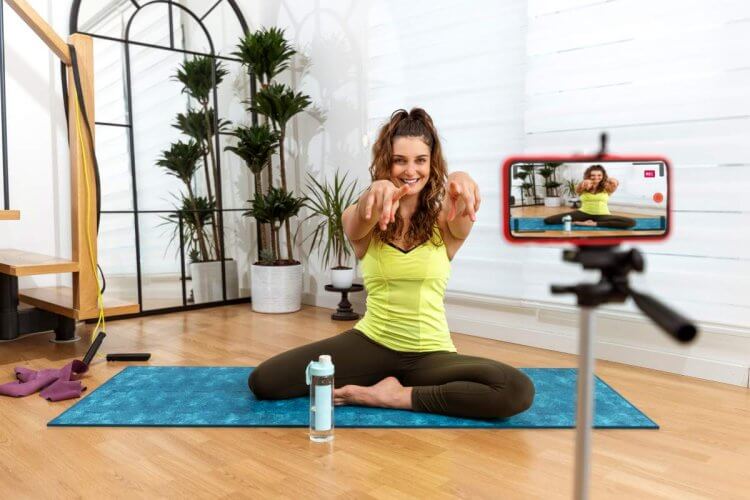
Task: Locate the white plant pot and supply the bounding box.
[544,196,562,207]
[331,267,354,289]
[251,263,302,313]
[190,260,239,303]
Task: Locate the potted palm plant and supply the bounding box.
[244,187,307,312]
[232,27,314,313]
[539,162,563,207]
[162,56,238,302]
[233,26,294,253]
[157,140,239,303]
[302,170,358,289]
[563,178,580,207]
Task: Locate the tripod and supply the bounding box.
[552,246,697,500]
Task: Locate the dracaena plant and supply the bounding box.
[243,187,307,264]
[156,140,214,261]
[233,26,295,87]
[302,171,358,269]
[247,83,311,262]
[161,194,216,263]
[231,27,315,267]
[174,57,230,259]
[225,124,280,255]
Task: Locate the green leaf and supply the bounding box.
[225,124,280,175]
[301,170,358,268]
[174,56,228,105]
[156,140,204,186]
[233,27,296,84]
[246,83,311,130]
[173,108,230,146]
[244,187,307,225]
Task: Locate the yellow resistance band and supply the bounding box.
[73,92,106,338]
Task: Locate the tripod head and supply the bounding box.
[552,245,697,343]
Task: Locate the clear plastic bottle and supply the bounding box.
[306,354,334,442]
[563,214,572,232]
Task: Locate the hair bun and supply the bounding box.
[390,109,408,121]
[409,107,433,124]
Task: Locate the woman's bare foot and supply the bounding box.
[333,376,413,410]
[574,219,597,226]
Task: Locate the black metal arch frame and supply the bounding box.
[0,2,9,210]
[70,0,258,316]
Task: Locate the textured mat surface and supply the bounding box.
[49,367,658,429]
[512,216,664,231]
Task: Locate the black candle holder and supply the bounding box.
[324,283,364,321]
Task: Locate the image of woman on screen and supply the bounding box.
[543,164,636,229]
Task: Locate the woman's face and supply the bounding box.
[390,136,431,196]
[588,169,604,185]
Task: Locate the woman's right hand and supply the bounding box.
[581,179,594,190]
[359,180,410,231]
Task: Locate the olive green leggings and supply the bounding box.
[544,210,636,229]
[248,329,535,419]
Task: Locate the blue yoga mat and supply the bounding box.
[48,367,657,429]
[512,216,664,231]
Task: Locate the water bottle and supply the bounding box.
[306,354,334,442]
[562,214,572,232]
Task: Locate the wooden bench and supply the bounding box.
[0,210,20,220]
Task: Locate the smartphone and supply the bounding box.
[502,155,671,245]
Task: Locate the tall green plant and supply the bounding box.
[174,57,229,258]
[233,27,313,266]
[302,171,358,269]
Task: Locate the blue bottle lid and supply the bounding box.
[306,355,334,384]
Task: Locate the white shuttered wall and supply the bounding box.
[367,0,750,328]
[523,0,750,327]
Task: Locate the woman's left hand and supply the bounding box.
[446,172,481,222]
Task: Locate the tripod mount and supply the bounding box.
[552,245,697,499]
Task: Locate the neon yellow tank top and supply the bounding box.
[354,226,456,352]
[580,191,610,215]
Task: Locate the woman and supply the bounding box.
[544,164,636,229]
[248,108,535,419]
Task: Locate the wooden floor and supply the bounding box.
[1,304,748,499]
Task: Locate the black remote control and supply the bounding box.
[106,353,151,362]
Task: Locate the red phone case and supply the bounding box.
[501,154,672,246]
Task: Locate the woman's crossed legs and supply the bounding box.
[248,329,535,419]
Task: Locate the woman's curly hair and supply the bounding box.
[584,164,609,193]
[369,108,447,248]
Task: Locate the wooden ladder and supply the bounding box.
[0,0,138,341]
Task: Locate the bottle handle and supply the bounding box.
[305,361,312,386]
